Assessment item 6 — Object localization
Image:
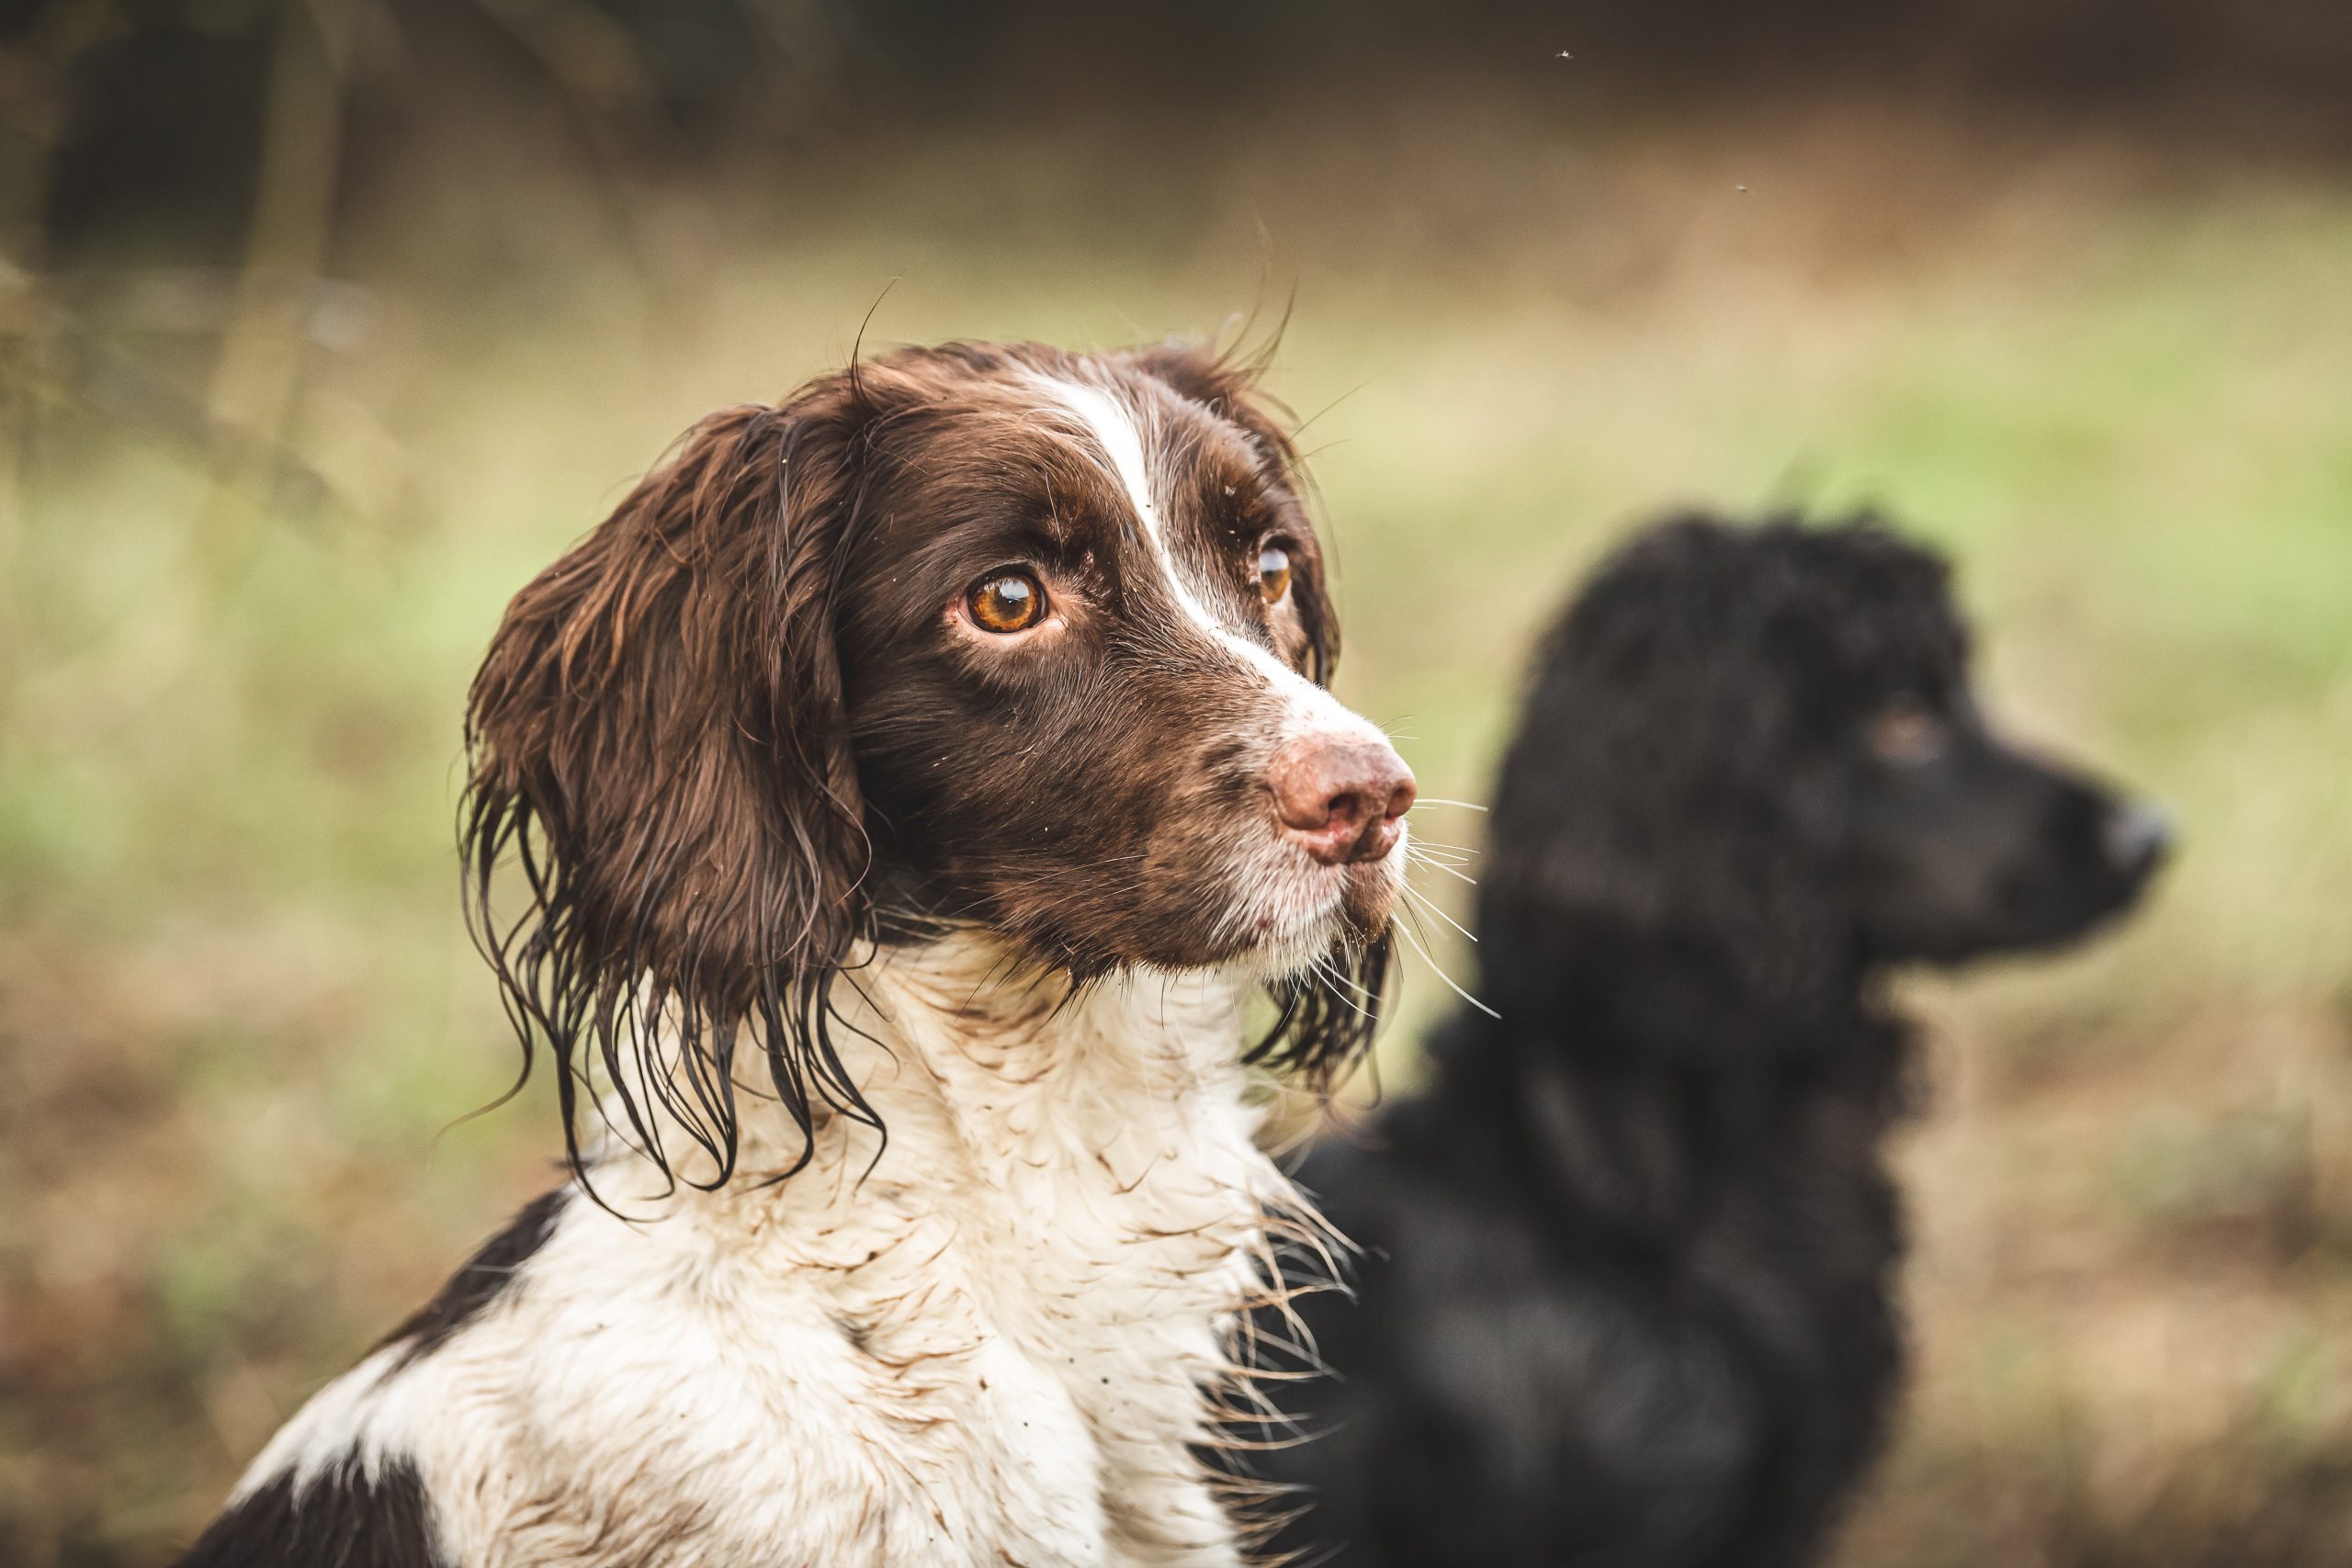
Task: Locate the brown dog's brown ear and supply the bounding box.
[461,389,873,1191]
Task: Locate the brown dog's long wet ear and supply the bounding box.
[461,390,872,1191]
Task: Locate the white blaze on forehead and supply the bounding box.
[1037,378,1226,634]
[1041,378,1168,559]
[1036,372,1361,720]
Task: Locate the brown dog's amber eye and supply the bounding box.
[1258,544,1293,604]
[967,570,1046,634]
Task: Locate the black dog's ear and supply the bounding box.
[1477,515,1852,1051]
[461,384,874,1190]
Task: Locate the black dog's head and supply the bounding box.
[461,341,1413,1182]
[1478,513,2167,1047]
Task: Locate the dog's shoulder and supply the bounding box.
[176,1452,440,1568]
[378,1187,569,1369]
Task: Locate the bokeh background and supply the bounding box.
[5,2,2351,1562]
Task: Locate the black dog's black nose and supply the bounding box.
[2104,801,2174,876]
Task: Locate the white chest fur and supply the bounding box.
[236,939,1297,1568]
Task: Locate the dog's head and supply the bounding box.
[463,341,1410,1178]
[1479,513,2166,1043]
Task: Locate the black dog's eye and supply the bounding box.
[1868,698,1949,765]
[1258,543,1293,605]
[967,570,1046,634]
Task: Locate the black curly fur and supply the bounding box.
[1255,512,2168,1568]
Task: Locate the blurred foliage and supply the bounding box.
[4,3,2352,1565]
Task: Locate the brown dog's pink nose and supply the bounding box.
[1269,735,1417,866]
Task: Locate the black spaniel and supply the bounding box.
[1256,513,2168,1568]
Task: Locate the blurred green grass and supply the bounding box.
[3,106,2350,1563]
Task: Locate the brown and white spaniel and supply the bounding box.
[177,340,1414,1568]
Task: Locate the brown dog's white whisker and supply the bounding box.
[1401,883,1477,943]
[1307,959,1377,1021]
[1309,952,1384,1007]
[1408,852,1478,888]
[1392,917,1499,1020]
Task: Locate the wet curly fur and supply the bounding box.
[1256,512,2168,1568]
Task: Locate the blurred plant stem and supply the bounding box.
[199,0,351,567]
[0,0,109,266]
[1,0,114,710]
[469,0,668,281]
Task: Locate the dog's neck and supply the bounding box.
[1476,915,1891,1071]
[811,937,1272,1226]
[1396,960,1909,1246]
[1443,965,1904,1109]
[586,932,1272,1202]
